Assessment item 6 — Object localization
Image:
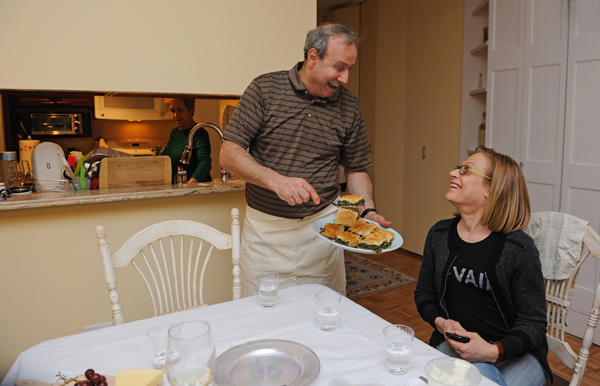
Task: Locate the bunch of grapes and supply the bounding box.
[56,369,108,386]
[78,369,108,386]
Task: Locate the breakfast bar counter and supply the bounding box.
[0,180,245,211]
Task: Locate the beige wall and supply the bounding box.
[0,192,245,380]
[0,0,315,95]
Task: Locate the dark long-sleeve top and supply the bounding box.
[414,217,552,382]
[162,126,212,183]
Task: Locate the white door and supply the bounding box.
[486,0,526,159]
[560,0,600,345]
[519,0,568,213]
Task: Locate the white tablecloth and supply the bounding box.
[1,284,496,386]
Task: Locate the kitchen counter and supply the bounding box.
[0,179,245,211]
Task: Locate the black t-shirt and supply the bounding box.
[445,228,509,342]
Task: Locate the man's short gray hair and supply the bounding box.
[303,23,359,60]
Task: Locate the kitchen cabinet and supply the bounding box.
[13,93,94,107]
[94,96,171,121]
[399,1,464,253]
[485,0,600,344]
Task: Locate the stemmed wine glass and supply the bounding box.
[166,321,216,386]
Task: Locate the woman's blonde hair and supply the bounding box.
[477,147,531,233]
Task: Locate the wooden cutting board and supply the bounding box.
[15,374,115,386]
[98,156,171,189]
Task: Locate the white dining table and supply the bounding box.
[1,284,497,386]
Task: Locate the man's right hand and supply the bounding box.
[220,141,321,206]
[272,176,320,206]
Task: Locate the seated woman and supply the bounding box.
[414,147,551,386]
[162,98,212,183]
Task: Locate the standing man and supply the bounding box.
[220,23,391,296]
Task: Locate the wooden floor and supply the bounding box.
[352,249,600,386]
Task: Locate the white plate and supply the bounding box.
[213,339,320,386]
[313,217,403,254]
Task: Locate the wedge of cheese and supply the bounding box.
[115,369,163,386]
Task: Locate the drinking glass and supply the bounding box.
[258,272,280,307]
[147,323,178,369]
[18,160,31,184]
[315,290,342,331]
[166,321,216,386]
[383,324,414,375]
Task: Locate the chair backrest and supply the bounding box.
[96,208,241,325]
[526,212,600,386]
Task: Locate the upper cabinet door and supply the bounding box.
[519,0,568,213]
[0,0,316,95]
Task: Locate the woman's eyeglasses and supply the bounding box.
[454,165,492,180]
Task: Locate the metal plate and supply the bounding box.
[313,217,403,254]
[213,339,320,386]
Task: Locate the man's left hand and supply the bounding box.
[364,211,392,228]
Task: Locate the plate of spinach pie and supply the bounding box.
[314,212,403,254]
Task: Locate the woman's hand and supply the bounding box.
[434,317,499,363]
[446,331,499,363]
[435,317,462,336]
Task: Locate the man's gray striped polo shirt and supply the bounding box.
[223,62,372,219]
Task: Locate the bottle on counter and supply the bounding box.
[0,151,18,187]
[478,112,486,148]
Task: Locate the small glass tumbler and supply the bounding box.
[147,323,177,369]
[166,321,216,386]
[258,272,280,307]
[383,324,414,375]
[315,290,342,331]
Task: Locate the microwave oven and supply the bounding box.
[94,96,171,120]
[16,106,92,138]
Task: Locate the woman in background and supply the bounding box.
[414,147,551,386]
[162,98,212,183]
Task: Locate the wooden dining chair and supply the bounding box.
[526,212,600,386]
[95,208,241,325]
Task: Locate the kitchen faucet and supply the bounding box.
[178,122,230,183]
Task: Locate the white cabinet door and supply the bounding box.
[519,0,568,213]
[560,0,600,345]
[486,0,526,159]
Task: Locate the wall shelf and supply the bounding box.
[460,0,489,161]
[470,41,488,55]
[469,88,487,96]
[472,0,489,16]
